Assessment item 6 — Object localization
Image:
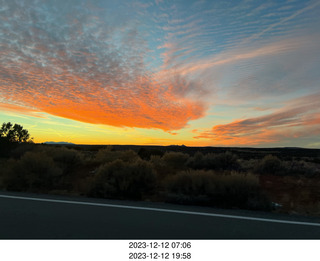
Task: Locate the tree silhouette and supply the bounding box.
[0,122,33,143]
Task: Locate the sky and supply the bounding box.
[1,0,320,147]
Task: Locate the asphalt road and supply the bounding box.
[0,191,320,239]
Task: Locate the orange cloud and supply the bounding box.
[0,1,207,132]
[0,59,206,131]
[0,102,46,118]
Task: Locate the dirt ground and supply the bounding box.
[259,175,320,217]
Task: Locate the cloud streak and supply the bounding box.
[152,0,320,108]
[194,93,320,145]
[242,0,320,43]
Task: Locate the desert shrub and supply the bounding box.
[50,146,83,166]
[164,170,214,197]
[282,160,320,177]
[118,150,140,162]
[95,146,117,163]
[150,155,167,178]
[188,151,239,171]
[0,138,18,158]
[237,159,259,172]
[313,157,320,164]
[89,159,157,200]
[73,176,96,196]
[255,155,283,175]
[95,147,139,164]
[161,151,189,171]
[10,142,36,159]
[204,152,239,170]
[0,158,7,188]
[163,170,271,210]
[30,145,84,179]
[138,147,164,160]
[187,151,204,169]
[2,151,63,192]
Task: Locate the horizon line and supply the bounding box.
[38,142,319,150]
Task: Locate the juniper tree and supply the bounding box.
[0,122,33,143]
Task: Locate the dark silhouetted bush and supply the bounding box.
[163,170,271,210]
[95,147,139,164]
[237,158,258,172]
[186,151,204,169]
[187,152,239,171]
[118,150,140,163]
[281,160,320,177]
[3,151,62,192]
[203,152,239,170]
[161,151,189,171]
[94,146,117,163]
[89,159,157,200]
[22,146,85,186]
[0,138,17,157]
[255,155,283,175]
[10,142,36,159]
[138,147,164,160]
[150,155,167,178]
[50,146,82,165]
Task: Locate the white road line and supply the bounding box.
[1,194,320,227]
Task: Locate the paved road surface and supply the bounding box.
[0,191,319,239]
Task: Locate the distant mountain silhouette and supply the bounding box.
[44,141,75,145]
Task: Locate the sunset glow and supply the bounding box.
[1,0,320,147]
